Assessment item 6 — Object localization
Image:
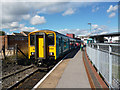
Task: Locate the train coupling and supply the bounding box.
[37,59,43,66]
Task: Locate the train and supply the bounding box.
[28,30,82,68]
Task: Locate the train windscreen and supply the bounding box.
[48,33,54,45]
[30,35,34,45]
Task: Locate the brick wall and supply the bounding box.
[0,36,5,50]
[66,33,75,38]
[7,35,28,49]
[0,35,28,50]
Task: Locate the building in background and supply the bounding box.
[4,35,28,50]
[0,31,30,50]
[20,31,30,36]
[90,32,120,43]
[77,35,89,44]
[66,33,75,38]
[12,33,24,36]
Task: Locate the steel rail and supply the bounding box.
[7,68,39,90]
[1,65,34,80]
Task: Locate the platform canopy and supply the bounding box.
[89,32,120,43]
[90,32,120,38]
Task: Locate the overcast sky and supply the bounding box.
[1,0,119,36]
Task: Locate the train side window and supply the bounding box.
[30,35,34,45]
[59,38,61,46]
[64,40,67,47]
[48,33,54,45]
[64,42,66,47]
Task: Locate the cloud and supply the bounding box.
[22,14,31,20]
[58,28,90,36]
[1,2,31,23]
[62,8,75,16]
[107,5,118,13]
[92,7,99,12]
[58,24,108,36]
[2,22,24,29]
[2,21,38,32]
[107,5,118,18]
[10,22,19,28]
[92,25,107,30]
[1,2,72,25]
[91,24,108,35]
[92,24,98,29]
[1,2,60,24]
[1,2,93,25]
[2,23,11,29]
[37,3,67,14]
[20,26,38,31]
[37,2,94,15]
[9,26,38,32]
[109,12,116,18]
[30,15,46,25]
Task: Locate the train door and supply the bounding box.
[38,36,44,57]
[61,37,63,53]
[58,38,61,54]
[35,32,47,59]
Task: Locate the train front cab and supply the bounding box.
[28,31,56,66]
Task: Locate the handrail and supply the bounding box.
[86,43,120,88]
[89,43,120,46]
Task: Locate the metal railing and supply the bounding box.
[86,43,120,88]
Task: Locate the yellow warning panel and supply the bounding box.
[38,36,44,58]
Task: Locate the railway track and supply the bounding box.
[1,65,34,80]
[1,63,55,89]
[12,70,47,89]
[1,65,38,89]
[1,48,80,89]
[1,64,54,89]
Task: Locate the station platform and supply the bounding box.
[36,48,108,89]
[56,50,90,88]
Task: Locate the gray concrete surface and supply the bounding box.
[56,50,91,88]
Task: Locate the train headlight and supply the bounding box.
[31,52,35,56]
[49,52,54,55]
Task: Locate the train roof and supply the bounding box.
[29,29,77,40]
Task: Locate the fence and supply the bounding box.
[0,44,28,60]
[86,43,120,88]
[0,46,15,60]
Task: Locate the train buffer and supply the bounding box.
[34,49,108,89]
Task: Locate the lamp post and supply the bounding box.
[88,23,91,34]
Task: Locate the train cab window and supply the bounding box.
[30,35,34,45]
[48,33,54,45]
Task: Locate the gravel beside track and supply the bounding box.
[14,70,47,89]
[2,63,31,78]
[1,65,34,80]
[2,65,38,89]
